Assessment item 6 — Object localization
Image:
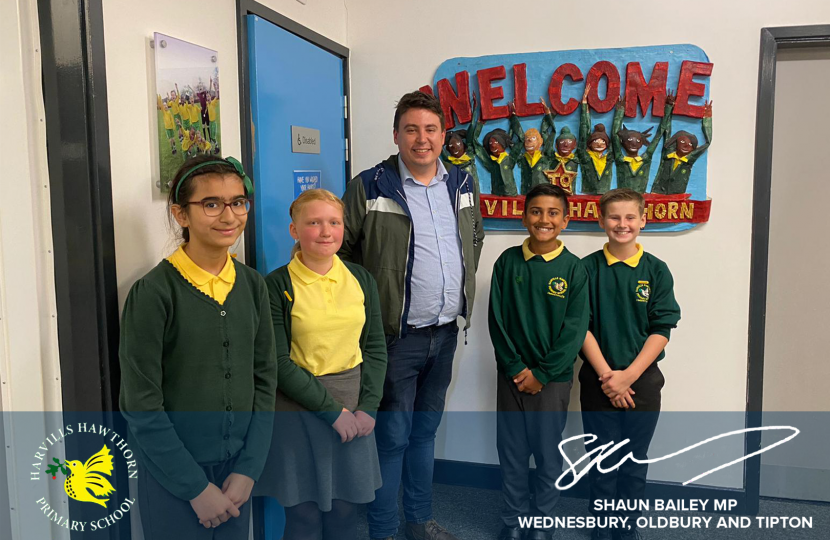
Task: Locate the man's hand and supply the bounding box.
[514,368,544,394]
[333,409,359,443]
[221,473,254,509]
[190,483,239,529]
[599,370,634,399]
[354,411,376,437]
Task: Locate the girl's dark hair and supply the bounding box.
[167,154,243,243]
[666,130,698,149]
[525,183,569,212]
[444,129,467,150]
[483,128,512,152]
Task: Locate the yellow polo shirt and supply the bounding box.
[522,238,564,262]
[623,155,644,172]
[208,98,219,122]
[190,104,201,123]
[167,245,236,304]
[288,253,365,376]
[603,243,644,267]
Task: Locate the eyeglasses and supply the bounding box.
[181,198,251,216]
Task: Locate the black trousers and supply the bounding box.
[579,362,664,520]
[138,460,251,540]
[496,373,571,527]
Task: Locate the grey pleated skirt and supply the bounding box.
[253,365,382,510]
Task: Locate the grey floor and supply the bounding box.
[357,483,829,539]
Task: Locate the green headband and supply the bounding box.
[173,156,254,203]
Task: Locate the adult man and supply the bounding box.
[340,91,484,540]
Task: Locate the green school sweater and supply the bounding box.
[582,247,681,369]
[265,261,387,426]
[488,242,589,384]
[119,259,277,501]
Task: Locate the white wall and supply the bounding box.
[345,0,830,485]
[103,0,348,309]
[2,0,66,538]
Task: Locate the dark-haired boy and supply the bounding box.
[489,184,589,540]
[579,188,681,540]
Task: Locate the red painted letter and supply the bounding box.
[625,61,668,118]
[436,71,472,130]
[513,63,545,117]
[418,85,434,96]
[674,60,713,118]
[548,63,583,116]
[586,61,621,113]
[477,65,509,121]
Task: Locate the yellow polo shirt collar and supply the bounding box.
[447,154,472,166]
[522,238,564,262]
[288,253,344,284]
[525,150,542,167]
[667,151,689,171]
[167,245,236,304]
[555,152,575,164]
[587,149,608,176]
[603,243,644,267]
[491,152,508,164]
[623,155,644,172]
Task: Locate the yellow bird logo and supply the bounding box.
[63,445,115,508]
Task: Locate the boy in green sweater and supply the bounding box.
[489,184,589,540]
[579,188,681,540]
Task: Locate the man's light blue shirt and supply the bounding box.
[398,156,464,327]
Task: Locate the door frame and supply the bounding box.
[236,0,351,269]
[747,24,830,513]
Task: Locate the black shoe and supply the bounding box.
[591,527,614,540]
[524,528,551,540]
[405,519,459,540]
[498,525,523,540]
[617,527,642,540]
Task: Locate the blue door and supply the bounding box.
[248,14,347,275]
[247,15,348,540]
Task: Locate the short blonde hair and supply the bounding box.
[289,188,345,221]
[598,188,645,216]
[288,189,345,256]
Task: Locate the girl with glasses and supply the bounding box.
[119,154,276,539]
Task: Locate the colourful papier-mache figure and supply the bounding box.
[612,94,671,193]
[577,85,613,195]
[545,123,579,195]
[508,98,557,195]
[474,116,522,197]
[441,92,483,191]
[650,94,713,195]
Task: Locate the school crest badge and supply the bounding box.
[548,277,568,298]
[636,281,651,302]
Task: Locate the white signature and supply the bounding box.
[556,426,800,490]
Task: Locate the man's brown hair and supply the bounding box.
[598,188,646,216]
[394,91,445,132]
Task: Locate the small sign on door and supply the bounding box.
[294,170,321,197]
[291,125,321,154]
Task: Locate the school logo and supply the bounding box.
[636,281,651,302]
[548,277,568,298]
[31,423,137,533]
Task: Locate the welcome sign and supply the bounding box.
[421,44,713,232]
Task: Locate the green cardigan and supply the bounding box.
[264,260,387,426]
[119,259,277,501]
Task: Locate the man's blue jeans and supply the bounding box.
[367,323,459,539]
